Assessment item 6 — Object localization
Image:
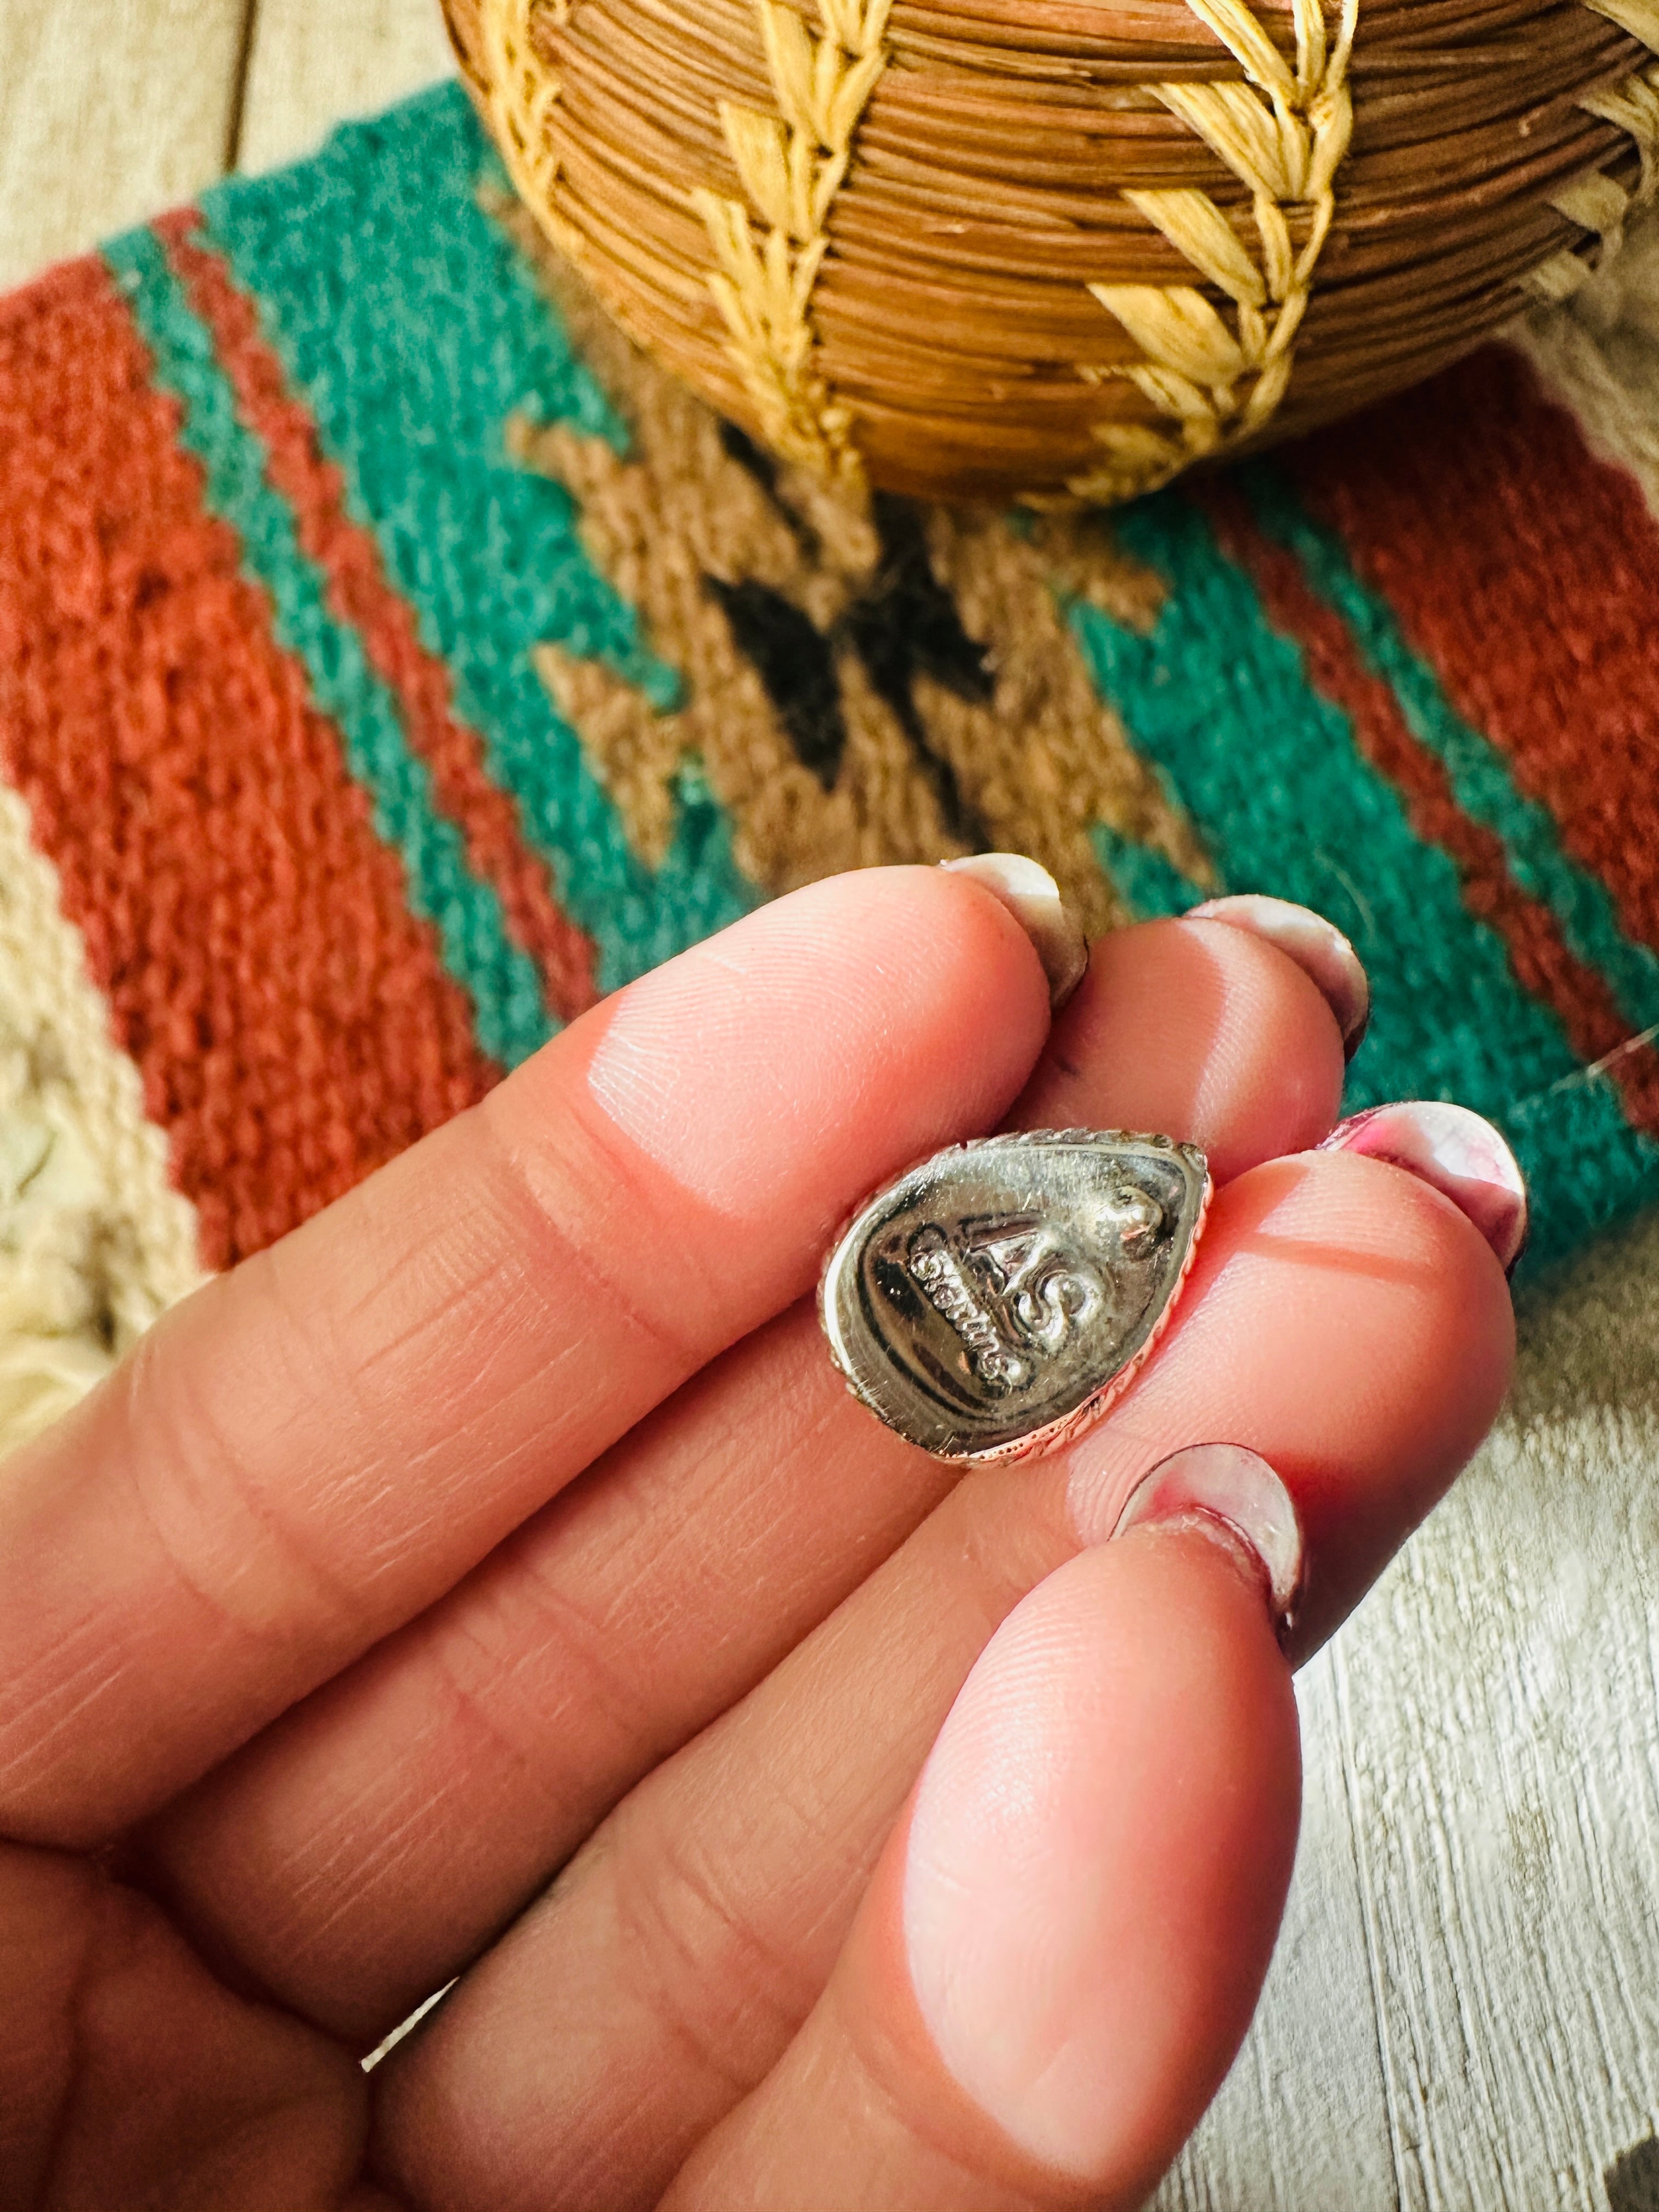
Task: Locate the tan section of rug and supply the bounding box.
[498,194,1210,944]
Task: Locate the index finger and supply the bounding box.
[0,867,1053,1848]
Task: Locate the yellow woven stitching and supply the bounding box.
[0,785,206,1459]
[692,0,891,478]
[1582,64,1659,201]
[1071,0,1357,504]
[482,0,587,264]
[1586,0,1659,46]
[1523,4,1659,304]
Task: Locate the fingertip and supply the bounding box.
[1321,1099,1528,1276]
[915,860,1065,1063]
[1019,914,1346,1178]
[940,853,1090,1011]
[1278,1144,1515,1658]
[1059,1145,1515,1668]
[550,864,1055,1224]
[1286,1141,1517,1471]
[1186,895,1370,1060]
[899,1536,1299,2199]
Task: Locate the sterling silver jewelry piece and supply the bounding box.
[820,1130,1211,1464]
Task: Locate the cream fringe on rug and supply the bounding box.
[0,784,204,1458]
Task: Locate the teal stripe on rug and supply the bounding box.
[1071,492,1659,1268]
[196,83,757,996]
[1242,459,1659,1051]
[105,221,554,1070]
[1092,822,1208,921]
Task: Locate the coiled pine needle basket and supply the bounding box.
[443,0,1659,504]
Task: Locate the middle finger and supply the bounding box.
[142,913,1348,2044]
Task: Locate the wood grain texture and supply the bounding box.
[236,0,455,176]
[0,0,250,290]
[1157,1653,1401,2210]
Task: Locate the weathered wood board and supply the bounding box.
[236,0,456,174]
[0,0,250,290]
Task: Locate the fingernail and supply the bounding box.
[1187,894,1369,1060]
[1112,1443,1303,1642]
[943,853,1088,1012]
[1321,1101,1528,1274]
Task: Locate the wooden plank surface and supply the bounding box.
[237,0,456,175]
[0,0,456,290]
[0,0,251,290]
[1158,1651,1402,2208]
[3,6,1659,2205]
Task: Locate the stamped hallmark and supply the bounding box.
[907,1227,1034,1391]
[820,1130,1211,1463]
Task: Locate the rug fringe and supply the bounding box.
[0,785,206,1460]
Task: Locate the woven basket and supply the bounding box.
[443,0,1659,504]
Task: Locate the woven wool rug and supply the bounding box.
[5,80,1659,1454]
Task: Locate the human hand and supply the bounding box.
[0,862,1518,2210]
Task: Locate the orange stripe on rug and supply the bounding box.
[1289,346,1659,963]
[0,253,498,1270]
[157,210,600,1026]
[1197,478,1659,1137]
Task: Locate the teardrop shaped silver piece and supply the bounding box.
[820,1129,1211,1464]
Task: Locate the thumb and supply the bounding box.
[663,1445,1304,2210]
